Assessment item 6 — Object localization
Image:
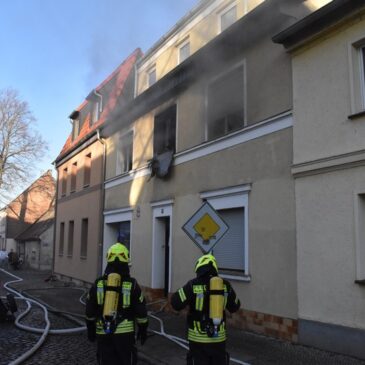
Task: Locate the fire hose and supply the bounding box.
[0,268,86,365]
[1,268,249,365]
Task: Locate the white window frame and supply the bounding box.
[178,38,190,64]
[200,185,251,281]
[116,130,134,176]
[103,208,133,270]
[354,191,365,281]
[348,37,365,115]
[218,2,237,33]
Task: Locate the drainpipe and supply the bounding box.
[51,162,59,277]
[96,129,106,276]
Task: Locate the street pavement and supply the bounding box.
[1,268,364,365]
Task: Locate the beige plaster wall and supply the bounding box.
[296,167,365,329]
[292,16,365,165]
[105,128,297,318]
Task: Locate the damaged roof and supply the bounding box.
[55,48,142,163]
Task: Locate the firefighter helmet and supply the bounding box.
[195,254,218,273]
[106,243,129,263]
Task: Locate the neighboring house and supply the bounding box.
[100,0,328,342]
[16,205,54,270]
[53,49,142,284]
[0,170,55,257]
[273,0,365,359]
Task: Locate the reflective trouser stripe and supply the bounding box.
[136,317,148,324]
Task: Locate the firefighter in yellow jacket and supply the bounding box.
[171,254,240,365]
[85,243,148,365]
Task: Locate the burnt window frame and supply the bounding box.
[205,61,246,141]
[116,130,134,176]
[153,104,177,156]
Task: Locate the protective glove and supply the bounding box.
[137,323,148,345]
[86,322,96,342]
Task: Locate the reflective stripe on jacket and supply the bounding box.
[95,279,135,335]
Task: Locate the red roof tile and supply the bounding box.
[56,48,142,162]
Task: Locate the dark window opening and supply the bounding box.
[71,162,77,193]
[59,222,65,256]
[153,105,177,156]
[84,153,91,187]
[61,168,68,196]
[80,218,88,258]
[67,221,74,257]
[207,66,244,140]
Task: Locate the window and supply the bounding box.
[59,222,65,256]
[220,4,237,32]
[71,162,77,193]
[91,101,100,125]
[80,218,88,258]
[349,40,365,116]
[84,153,91,187]
[207,64,244,140]
[355,193,365,281]
[61,168,68,196]
[148,68,156,87]
[154,105,177,155]
[67,220,74,257]
[116,131,133,175]
[118,221,131,252]
[72,119,80,141]
[179,41,190,63]
[200,185,250,278]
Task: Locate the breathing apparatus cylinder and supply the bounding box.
[209,276,224,337]
[103,273,121,334]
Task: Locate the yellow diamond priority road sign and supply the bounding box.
[182,202,229,254]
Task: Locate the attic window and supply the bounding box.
[148,68,157,87]
[91,101,100,125]
[153,105,176,156]
[220,4,237,32]
[72,119,80,141]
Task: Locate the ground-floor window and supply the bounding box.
[200,185,250,278]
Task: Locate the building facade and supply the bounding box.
[274,0,365,358]
[101,0,328,341]
[53,49,141,284]
[0,170,55,256]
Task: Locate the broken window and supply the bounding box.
[116,131,133,175]
[207,65,244,140]
[153,105,177,156]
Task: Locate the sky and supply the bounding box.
[0,0,200,200]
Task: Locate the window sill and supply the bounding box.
[67,255,73,258]
[355,279,365,286]
[58,254,63,257]
[83,184,90,189]
[70,190,76,194]
[348,110,365,120]
[220,273,251,282]
[80,256,87,260]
